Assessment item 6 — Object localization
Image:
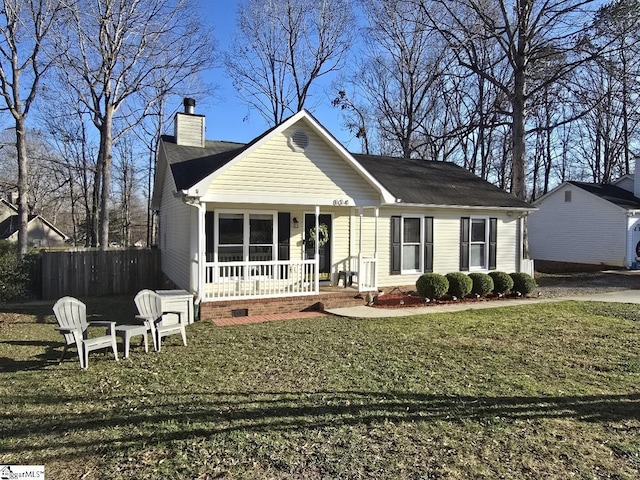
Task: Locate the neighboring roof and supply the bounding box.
[567,181,640,210]
[0,199,68,240]
[353,154,532,209]
[0,214,18,239]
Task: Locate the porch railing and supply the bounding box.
[358,256,377,292]
[203,259,318,300]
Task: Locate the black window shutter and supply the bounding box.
[489,217,497,270]
[460,217,469,271]
[205,211,214,262]
[278,212,290,261]
[424,216,433,272]
[391,216,401,275]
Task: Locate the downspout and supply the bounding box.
[358,207,363,290]
[181,194,205,307]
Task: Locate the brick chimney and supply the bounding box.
[174,98,205,147]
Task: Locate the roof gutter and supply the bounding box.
[380,202,537,212]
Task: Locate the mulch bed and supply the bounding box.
[373,291,517,308]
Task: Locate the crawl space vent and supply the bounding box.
[288,130,309,152]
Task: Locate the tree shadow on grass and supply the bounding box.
[2,390,639,461]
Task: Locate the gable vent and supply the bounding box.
[288,130,309,152]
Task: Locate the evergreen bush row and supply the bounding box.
[415,270,536,301]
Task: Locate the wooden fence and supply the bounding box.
[41,249,161,300]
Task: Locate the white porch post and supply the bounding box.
[374,207,379,289]
[358,207,363,277]
[197,202,206,302]
[314,205,320,294]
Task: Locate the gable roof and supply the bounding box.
[353,154,532,209]
[0,199,68,240]
[156,111,532,210]
[160,110,395,204]
[567,181,640,210]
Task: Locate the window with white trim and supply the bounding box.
[469,218,487,269]
[402,217,422,272]
[216,212,276,263]
[390,216,434,275]
[460,217,497,271]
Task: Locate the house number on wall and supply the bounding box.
[333,199,350,206]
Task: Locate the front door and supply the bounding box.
[304,213,332,281]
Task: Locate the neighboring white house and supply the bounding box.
[529,172,640,269]
[152,100,534,314]
[0,198,68,248]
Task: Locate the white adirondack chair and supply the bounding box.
[52,296,119,369]
[134,289,187,352]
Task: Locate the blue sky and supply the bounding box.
[194,0,357,148]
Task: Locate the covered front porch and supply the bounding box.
[195,204,380,302]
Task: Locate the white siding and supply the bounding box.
[159,155,193,291]
[529,184,627,266]
[207,120,380,206]
[359,207,521,288]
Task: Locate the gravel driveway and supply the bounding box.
[535,271,640,298]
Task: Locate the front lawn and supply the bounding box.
[1,299,639,479]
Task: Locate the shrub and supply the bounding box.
[0,241,30,303]
[416,273,449,300]
[468,272,494,297]
[489,271,514,295]
[510,272,537,296]
[446,272,473,298]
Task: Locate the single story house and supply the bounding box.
[153,100,534,317]
[529,171,640,269]
[0,198,68,248]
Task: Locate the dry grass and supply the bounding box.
[1,298,639,478]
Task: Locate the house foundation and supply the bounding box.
[199,290,367,320]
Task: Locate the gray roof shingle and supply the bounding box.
[568,181,640,210]
[160,135,532,209]
[353,154,532,208]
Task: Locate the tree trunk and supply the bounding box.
[511,88,527,200]
[98,106,114,250]
[15,116,29,258]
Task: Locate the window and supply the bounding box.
[249,214,273,261]
[402,217,421,272]
[460,217,497,271]
[218,213,244,262]
[391,216,433,275]
[470,219,486,268]
[565,190,572,202]
[216,212,276,263]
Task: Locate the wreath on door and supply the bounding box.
[309,223,329,248]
